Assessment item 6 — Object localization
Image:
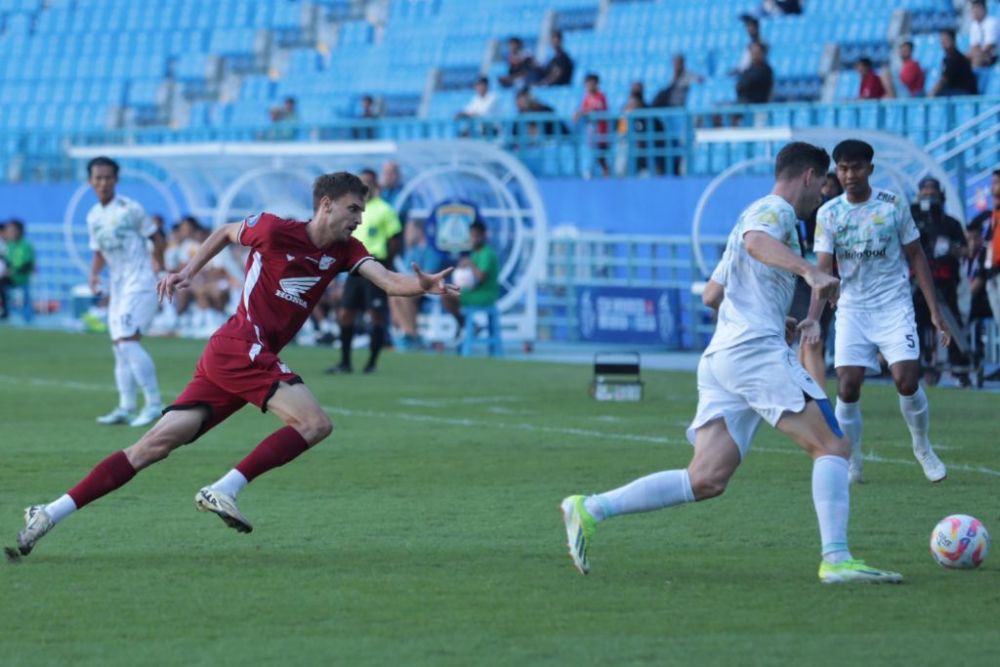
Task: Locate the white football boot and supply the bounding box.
[96,407,133,425]
[195,487,253,533]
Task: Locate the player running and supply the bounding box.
[87,156,166,428]
[10,172,457,559]
[807,140,948,484]
[561,142,902,584]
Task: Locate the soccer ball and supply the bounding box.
[929,514,990,569]
[452,266,476,290]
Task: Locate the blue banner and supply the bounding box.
[576,286,680,345]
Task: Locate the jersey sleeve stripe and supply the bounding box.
[350,256,374,274]
[242,251,263,320]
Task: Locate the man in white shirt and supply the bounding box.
[455,76,499,119]
[969,0,999,67]
[86,156,166,428]
[809,140,949,485]
[561,142,903,584]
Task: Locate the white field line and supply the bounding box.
[2,375,997,478]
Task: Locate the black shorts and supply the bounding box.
[789,277,833,340]
[342,273,389,316]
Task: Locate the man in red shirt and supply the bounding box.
[898,41,926,96]
[856,57,886,99]
[574,72,610,176]
[9,172,457,559]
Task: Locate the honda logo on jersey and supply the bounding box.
[276,276,320,308]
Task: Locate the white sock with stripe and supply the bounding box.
[112,344,137,412]
[584,469,695,522]
[812,455,852,564]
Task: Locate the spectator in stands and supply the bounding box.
[353,95,379,140]
[514,88,565,143]
[619,89,649,174]
[911,176,969,385]
[884,41,926,97]
[573,72,610,177]
[442,219,499,336]
[968,0,999,68]
[456,76,499,120]
[380,160,404,203]
[932,29,979,96]
[736,14,765,72]
[535,29,574,87]
[498,37,536,89]
[1,219,35,323]
[390,217,443,350]
[269,96,298,140]
[736,42,773,104]
[360,95,379,120]
[856,57,886,99]
[762,0,802,15]
[652,54,703,108]
[0,220,7,319]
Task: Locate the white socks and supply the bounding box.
[584,469,695,521]
[118,341,162,409]
[44,494,78,525]
[112,344,137,412]
[210,469,248,498]
[899,386,931,451]
[812,455,852,563]
[835,398,863,460]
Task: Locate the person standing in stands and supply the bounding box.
[574,73,610,177]
[1,219,34,324]
[327,169,402,375]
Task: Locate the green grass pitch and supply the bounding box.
[1,329,998,666]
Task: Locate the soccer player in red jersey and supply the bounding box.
[10,172,457,558]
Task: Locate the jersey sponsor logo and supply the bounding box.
[841,247,888,260]
[275,276,320,308]
[876,192,896,203]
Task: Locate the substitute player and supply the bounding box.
[561,142,903,584]
[807,140,948,484]
[11,172,457,558]
[87,156,166,428]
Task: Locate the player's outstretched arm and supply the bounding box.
[701,279,724,310]
[358,260,459,297]
[744,231,839,302]
[157,222,241,302]
[903,239,952,347]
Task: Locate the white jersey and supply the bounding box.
[705,194,801,355]
[87,195,157,294]
[814,188,920,311]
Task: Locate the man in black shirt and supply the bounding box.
[536,30,574,87]
[931,29,979,96]
[498,37,536,88]
[736,42,773,104]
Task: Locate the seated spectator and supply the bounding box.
[762,0,802,15]
[390,218,443,349]
[619,90,650,174]
[932,29,979,96]
[442,220,499,335]
[856,57,886,99]
[652,54,703,108]
[736,42,773,104]
[573,73,610,177]
[455,77,500,119]
[514,87,557,140]
[535,29,574,87]
[498,37,536,88]
[269,96,298,140]
[884,40,926,97]
[1,219,35,323]
[360,94,379,120]
[968,0,999,67]
[353,95,380,140]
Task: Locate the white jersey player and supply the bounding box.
[86,156,165,428]
[560,142,902,584]
[810,140,948,484]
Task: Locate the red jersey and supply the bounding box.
[581,90,609,134]
[216,212,371,353]
[859,71,885,99]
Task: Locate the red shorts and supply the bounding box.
[166,335,301,442]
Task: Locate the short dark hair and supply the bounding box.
[992,168,1000,178]
[941,28,957,40]
[469,220,487,234]
[972,0,986,8]
[6,218,24,235]
[475,76,489,87]
[509,36,523,47]
[585,72,599,84]
[313,172,368,210]
[774,142,830,180]
[551,29,563,40]
[87,156,119,177]
[832,139,875,164]
[359,168,377,181]
[967,216,984,233]
[857,57,873,69]
[901,40,914,49]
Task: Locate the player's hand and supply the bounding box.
[930,308,952,347]
[784,316,798,345]
[89,273,102,295]
[797,318,821,346]
[805,269,840,305]
[157,270,191,303]
[413,263,459,296]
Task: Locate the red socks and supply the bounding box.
[67,450,137,508]
[235,425,310,483]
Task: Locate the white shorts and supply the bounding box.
[108,289,158,341]
[834,305,919,373]
[686,340,828,458]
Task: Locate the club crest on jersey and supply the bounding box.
[276,276,320,308]
[245,213,261,228]
[319,255,335,270]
